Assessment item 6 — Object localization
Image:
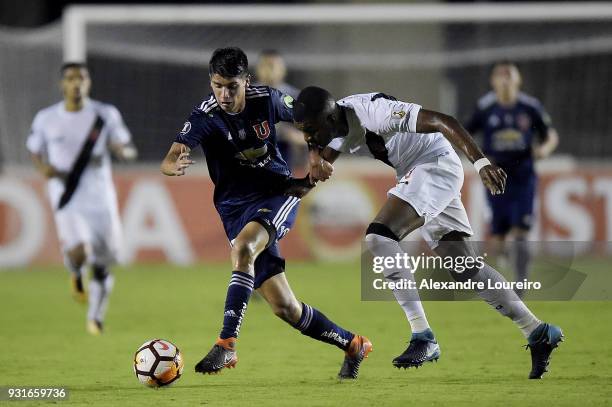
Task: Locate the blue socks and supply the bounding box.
[219,274,355,352]
[293,303,355,351]
[219,271,254,340]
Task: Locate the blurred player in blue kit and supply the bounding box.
[255,49,307,171]
[160,47,371,379]
[465,61,559,293]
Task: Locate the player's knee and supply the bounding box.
[365,222,399,242]
[67,244,87,267]
[231,240,258,270]
[511,228,529,240]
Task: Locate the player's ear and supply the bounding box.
[516,69,522,87]
[245,74,251,88]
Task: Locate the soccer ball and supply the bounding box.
[133,339,184,387]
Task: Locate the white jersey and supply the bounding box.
[26,99,131,211]
[328,93,454,179]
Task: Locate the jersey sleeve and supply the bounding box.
[270,87,294,123]
[464,106,483,134]
[365,96,421,135]
[26,111,46,154]
[327,137,344,152]
[174,109,210,149]
[531,104,553,142]
[104,105,132,145]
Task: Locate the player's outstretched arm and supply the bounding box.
[160,142,194,176]
[416,109,507,195]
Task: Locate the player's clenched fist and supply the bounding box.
[308,149,333,183]
[479,164,507,195]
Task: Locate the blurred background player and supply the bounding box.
[465,61,559,294]
[296,86,563,379]
[161,47,371,380]
[255,49,307,172]
[26,62,137,335]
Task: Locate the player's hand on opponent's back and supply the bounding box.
[479,164,507,195]
[284,176,316,198]
[308,150,333,183]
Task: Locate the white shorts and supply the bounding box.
[388,152,473,248]
[54,204,122,266]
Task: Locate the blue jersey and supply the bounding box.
[175,86,295,217]
[465,91,552,177]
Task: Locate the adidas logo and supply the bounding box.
[224,310,238,318]
[321,330,349,346]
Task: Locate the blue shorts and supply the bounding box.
[221,195,300,289]
[487,174,536,236]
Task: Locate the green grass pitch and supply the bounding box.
[1,261,611,406]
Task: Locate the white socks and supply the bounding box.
[365,233,431,333]
[470,263,541,338]
[87,273,115,323]
[365,232,541,338]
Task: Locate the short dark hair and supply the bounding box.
[490,59,518,75]
[60,62,88,76]
[209,47,249,78]
[294,86,336,123]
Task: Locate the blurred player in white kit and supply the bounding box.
[26,62,137,335]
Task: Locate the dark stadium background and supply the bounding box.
[2,0,612,165]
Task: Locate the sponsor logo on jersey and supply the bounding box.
[235,145,268,162]
[492,129,526,151]
[238,128,247,140]
[257,208,272,213]
[392,110,406,119]
[283,94,294,108]
[180,121,191,135]
[252,120,271,140]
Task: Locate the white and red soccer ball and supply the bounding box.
[133,339,184,388]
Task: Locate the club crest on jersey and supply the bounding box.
[180,121,191,135]
[392,110,406,119]
[238,128,247,140]
[252,120,271,140]
[517,113,532,132]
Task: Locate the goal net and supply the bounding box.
[1,3,612,165]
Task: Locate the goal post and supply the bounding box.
[55,3,612,162]
[62,3,612,62]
